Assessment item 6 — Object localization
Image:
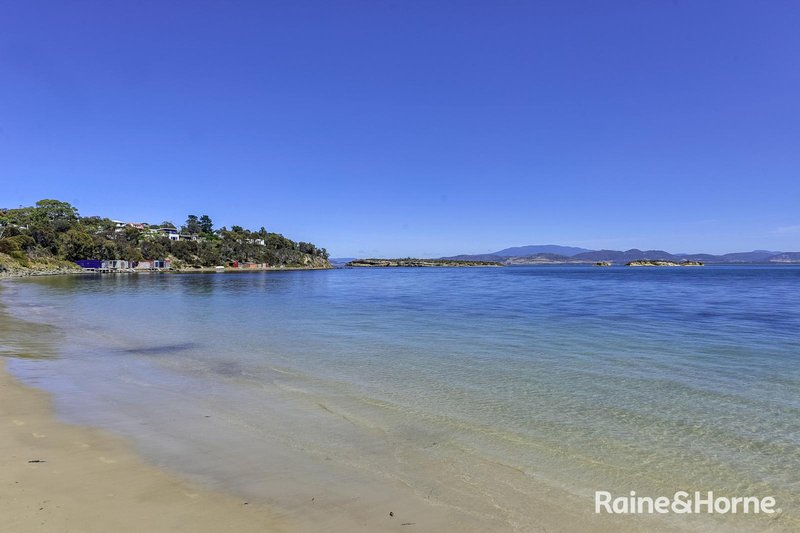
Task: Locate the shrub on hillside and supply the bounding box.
[0,235,36,254]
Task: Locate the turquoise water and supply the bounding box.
[3,266,800,531]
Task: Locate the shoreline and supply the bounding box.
[0,359,285,533]
[175,265,332,273]
[0,264,331,280]
[2,262,796,280]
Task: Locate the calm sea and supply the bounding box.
[2,266,799,531]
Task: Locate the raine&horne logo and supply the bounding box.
[595,491,779,515]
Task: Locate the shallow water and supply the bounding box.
[3,266,800,531]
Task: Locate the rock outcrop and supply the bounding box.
[626,260,704,267]
[0,253,84,279]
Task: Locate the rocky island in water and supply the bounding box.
[626,260,704,267]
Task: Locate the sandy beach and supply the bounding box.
[0,354,713,533]
[0,355,506,533]
[0,359,286,533]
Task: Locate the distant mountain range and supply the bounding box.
[492,244,592,257]
[441,246,800,265]
[329,257,357,265]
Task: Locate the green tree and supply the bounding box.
[80,216,112,234]
[0,235,36,254]
[117,226,143,244]
[58,228,95,261]
[172,240,199,265]
[96,240,118,260]
[0,208,29,226]
[140,238,169,260]
[298,242,317,254]
[33,199,79,223]
[197,240,222,266]
[185,215,201,235]
[0,211,11,240]
[27,223,58,253]
[199,215,213,234]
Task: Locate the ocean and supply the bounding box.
[2,266,799,531]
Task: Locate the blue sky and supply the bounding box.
[2,1,799,257]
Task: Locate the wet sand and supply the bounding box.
[0,359,286,533]
[0,358,506,533]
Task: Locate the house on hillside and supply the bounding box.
[142,226,179,240]
[158,228,180,241]
[112,220,148,234]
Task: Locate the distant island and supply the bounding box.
[626,260,704,267]
[345,258,706,268]
[347,258,503,268]
[0,199,330,277]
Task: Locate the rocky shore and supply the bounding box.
[0,253,84,279]
[175,264,332,273]
[0,247,334,280]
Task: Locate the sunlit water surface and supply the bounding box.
[2,266,799,531]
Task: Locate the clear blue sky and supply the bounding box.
[2,1,799,257]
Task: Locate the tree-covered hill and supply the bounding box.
[0,199,330,271]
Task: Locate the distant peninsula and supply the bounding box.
[347,258,503,268]
[0,199,330,277]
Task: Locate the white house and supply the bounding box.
[113,220,148,234]
[158,228,180,241]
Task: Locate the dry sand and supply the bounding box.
[0,359,287,533]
